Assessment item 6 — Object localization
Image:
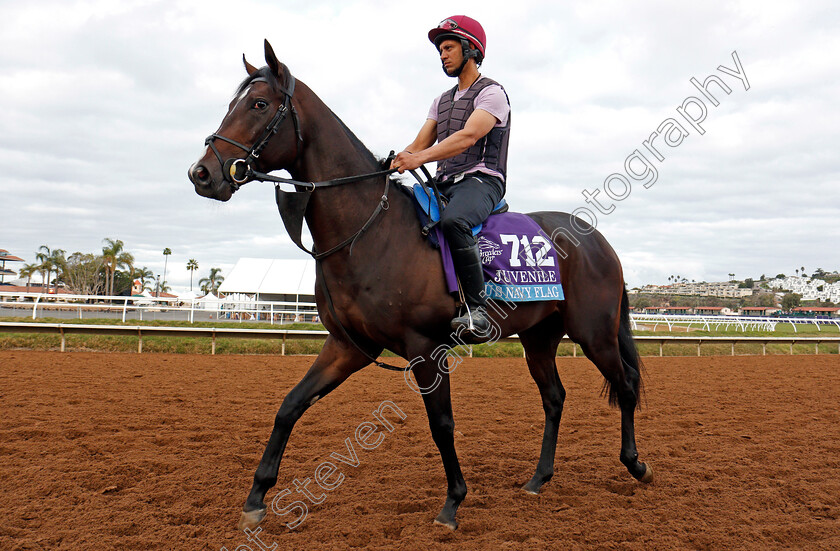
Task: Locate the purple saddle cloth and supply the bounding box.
[436,212,564,302]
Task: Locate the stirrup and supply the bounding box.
[450,303,491,339]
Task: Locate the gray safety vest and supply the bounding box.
[436,77,510,182]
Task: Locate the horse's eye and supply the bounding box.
[254,99,268,109]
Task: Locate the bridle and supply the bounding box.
[203,75,303,191]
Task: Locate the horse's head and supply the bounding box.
[189,40,301,201]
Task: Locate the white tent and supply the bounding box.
[218,258,316,302]
[179,290,201,302]
[197,292,223,311]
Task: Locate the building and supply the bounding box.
[637,281,753,298]
[766,275,840,303]
[694,306,725,316]
[739,306,780,317]
[0,249,24,284]
[790,306,840,318]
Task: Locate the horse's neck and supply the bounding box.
[288,82,378,183]
[290,84,391,256]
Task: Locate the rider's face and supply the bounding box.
[439,39,463,75]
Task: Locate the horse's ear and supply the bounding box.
[243,54,258,76]
[264,39,282,77]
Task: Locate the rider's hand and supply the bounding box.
[391,150,423,174]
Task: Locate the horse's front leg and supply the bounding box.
[238,335,374,530]
[410,353,467,530]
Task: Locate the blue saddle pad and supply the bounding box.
[412,183,507,236]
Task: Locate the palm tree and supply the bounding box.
[186,259,199,291]
[49,249,67,293]
[101,238,134,296]
[198,267,224,295]
[35,246,66,293]
[35,245,53,292]
[134,266,154,292]
[162,248,172,292]
[18,263,39,293]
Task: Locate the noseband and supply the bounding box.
[204,75,303,190]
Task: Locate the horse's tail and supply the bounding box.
[607,285,645,409]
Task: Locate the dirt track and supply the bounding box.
[1,351,838,550]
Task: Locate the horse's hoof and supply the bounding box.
[639,463,654,484]
[521,482,540,495]
[237,508,267,530]
[433,516,458,531]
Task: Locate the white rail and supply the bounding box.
[0,292,318,324]
[2,322,839,357]
[3,293,839,333]
[631,313,840,333]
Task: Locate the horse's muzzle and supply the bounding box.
[188,162,233,201]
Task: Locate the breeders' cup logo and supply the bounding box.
[478,236,503,265]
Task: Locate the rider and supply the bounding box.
[391,15,511,340]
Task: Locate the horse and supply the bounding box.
[188,40,652,531]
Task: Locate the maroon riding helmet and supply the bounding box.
[428,15,486,73]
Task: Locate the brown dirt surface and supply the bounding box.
[1,351,839,550]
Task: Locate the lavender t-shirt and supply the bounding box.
[427,77,510,181]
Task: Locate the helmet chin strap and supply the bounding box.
[442,38,479,78]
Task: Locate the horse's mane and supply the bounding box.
[235,67,383,169]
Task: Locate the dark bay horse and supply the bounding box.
[188,40,652,531]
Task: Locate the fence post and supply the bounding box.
[32,296,40,320]
[122,298,128,323]
[697,341,701,356]
[212,331,216,355]
[281,333,286,356]
[60,326,65,352]
[138,329,143,353]
[762,343,766,356]
[731,342,735,356]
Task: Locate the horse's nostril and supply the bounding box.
[190,164,210,184]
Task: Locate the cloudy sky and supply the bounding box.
[2,0,838,292]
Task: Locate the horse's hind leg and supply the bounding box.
[579,337,652,483]
[238,335,374,530]
[519,317,566,494]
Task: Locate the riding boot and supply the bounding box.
[450,244,492,341]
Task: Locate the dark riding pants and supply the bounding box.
[438,174,505,250]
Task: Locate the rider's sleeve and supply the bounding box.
[474,85,510,127]
[426,95,442,122]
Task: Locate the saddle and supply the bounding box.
[409,182,509,247]
[400,178,564,303]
